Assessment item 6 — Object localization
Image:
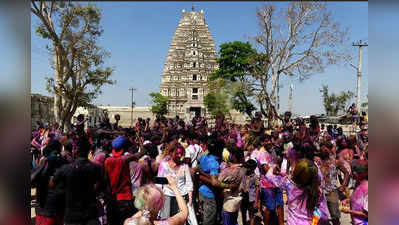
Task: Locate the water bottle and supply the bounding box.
[311,207,321,225]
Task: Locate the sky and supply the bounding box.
[30,1,368,116]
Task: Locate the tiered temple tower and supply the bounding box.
[160,8,218,120]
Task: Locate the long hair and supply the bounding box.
[292,159,321,217]
[161,141,174,158]
[131,184,165,225]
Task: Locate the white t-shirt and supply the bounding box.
[157,161,193,196]
[185,144,202,168]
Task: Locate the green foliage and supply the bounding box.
[320,85,354,116]
[204,78,232,118]
[150,93,169,116]
[230,82,256,117]
[204,92,230,118]
[210,41,257,117]
[361,95,368,108]
[211,41,257,82]
[32,1,115,128]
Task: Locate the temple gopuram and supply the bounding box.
[160,8,218,120]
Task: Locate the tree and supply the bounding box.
[361,95,368,109]
[210,41,257,118]
[211,41,257,82]
[320,85,354,116]
[204,78,232,118]
[230,82,257,118]
[248,2,350,126]
[149,93,169,116]
[31,1,115,130]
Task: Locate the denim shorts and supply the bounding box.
[221,211,238,225]
[261,188,284,210]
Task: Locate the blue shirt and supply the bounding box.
[199,154,220,198]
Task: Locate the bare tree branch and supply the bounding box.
[246,2,350,126]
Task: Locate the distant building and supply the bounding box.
[31,93,54,129]
[159,8,218,121]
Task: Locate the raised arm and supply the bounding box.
[265,165,289,190]
[336,160,350,191]
[125,134,148,163]
[167,175,188,225]
[184,165,194,206]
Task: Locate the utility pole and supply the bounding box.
[352,40,368,109]
[129,88,136,127]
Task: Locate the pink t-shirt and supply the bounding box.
[266,169,330,225]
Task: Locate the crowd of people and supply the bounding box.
[31,110,368,225]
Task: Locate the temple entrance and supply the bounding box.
[189,107,201,117]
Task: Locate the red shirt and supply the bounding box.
[105,150,133,201]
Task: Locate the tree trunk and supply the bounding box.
[267,103,278,128]
[63,113,73,132]
[262,94,280,129]
[246,108,254,120]
[276,75,280,115]
[61,96,79,132]
[53,45,62,126]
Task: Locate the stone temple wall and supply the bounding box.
[30,94,155,129]
[31,94,54,129]
[98,106,155,128]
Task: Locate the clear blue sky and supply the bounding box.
[30,2,368,116]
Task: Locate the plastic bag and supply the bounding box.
[187,204,198,225]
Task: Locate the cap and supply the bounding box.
[112,136,126,150]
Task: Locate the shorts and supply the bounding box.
[261,188,284,210]
[221,211,238,225]
[199,193,217,225]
